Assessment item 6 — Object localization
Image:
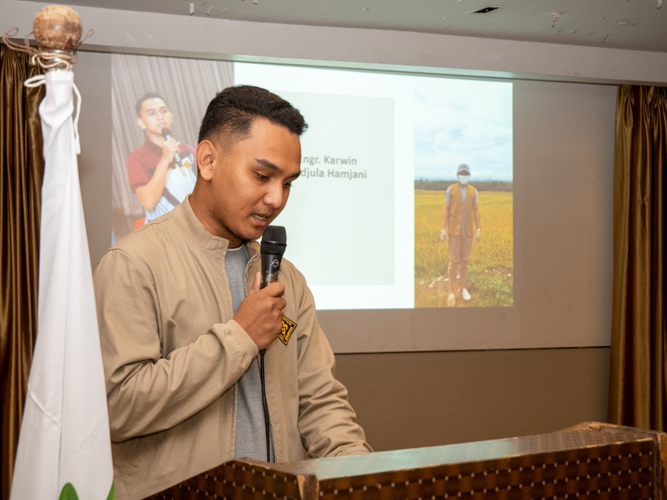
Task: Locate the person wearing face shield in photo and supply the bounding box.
[439,163,482,306]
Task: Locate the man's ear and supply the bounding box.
[196,140,217,181]
[136,117,145,130]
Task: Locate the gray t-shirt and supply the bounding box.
[226,244,275,462]
[445,184,478,233]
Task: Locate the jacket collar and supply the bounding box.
[171,195,259,259]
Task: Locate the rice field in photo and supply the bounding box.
[415,189,513,308]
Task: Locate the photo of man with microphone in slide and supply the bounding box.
[126,92,197,225]
[111,53,234,242]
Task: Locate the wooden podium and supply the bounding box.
[144,423,667,499]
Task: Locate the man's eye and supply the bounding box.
[256,173,269,180]
[284,181,293,188]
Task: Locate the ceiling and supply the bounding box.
[25,0,667,52]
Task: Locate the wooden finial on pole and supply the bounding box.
[33,5,82,51]
[2,5,93,71]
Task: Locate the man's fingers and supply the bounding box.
[264,296,286,313]
[249,271,261,294]
[234,276,288,350]
[263,281,285,297]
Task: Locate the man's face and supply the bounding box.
[137,98,173,137]
[199,117,301,246]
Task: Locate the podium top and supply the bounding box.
[146,422,667,500]
[264,422,663,480]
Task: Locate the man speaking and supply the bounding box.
[94,86,371,499]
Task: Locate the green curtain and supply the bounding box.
[0,44,45,498]
[609,86,666,430]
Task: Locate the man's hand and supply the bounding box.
[161,137,180,163]
[476,228,481,243]
[440,228,448,243]
[234,272,286,350]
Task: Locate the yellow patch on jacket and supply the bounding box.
[279,316,297,345]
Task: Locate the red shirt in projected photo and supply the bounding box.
[126,138,197,192]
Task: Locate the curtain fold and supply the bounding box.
[0,44,45,499]
[609,85,666,430]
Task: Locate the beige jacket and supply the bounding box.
[94,200,371,500]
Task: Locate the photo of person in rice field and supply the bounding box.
[413,78,513,308]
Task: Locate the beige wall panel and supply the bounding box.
[335,347,611,451]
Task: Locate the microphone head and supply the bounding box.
[161,128,172,139]
[261,225,287,255]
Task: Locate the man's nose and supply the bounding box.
[263,181,284,208]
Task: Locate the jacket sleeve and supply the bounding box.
[94,248,258,442]
[291,267,373,458]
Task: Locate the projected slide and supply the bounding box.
[111,54,512,311]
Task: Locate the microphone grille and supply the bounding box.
[261,225,287,254]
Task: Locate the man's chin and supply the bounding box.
[240,226,265,242]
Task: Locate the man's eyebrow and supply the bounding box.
[256,158,301,179]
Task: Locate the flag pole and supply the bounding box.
[5,7,114,500]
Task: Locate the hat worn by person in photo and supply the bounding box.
[457,163,470,175]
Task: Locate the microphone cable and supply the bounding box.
[259,349,271,462]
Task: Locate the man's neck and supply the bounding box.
[189,191,243,247]
[147,132,166,148]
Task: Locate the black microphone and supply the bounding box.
[260,225,287,289]
[161,128,182,166]
[259,225,286,462]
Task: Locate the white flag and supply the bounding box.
[10,71,114,500]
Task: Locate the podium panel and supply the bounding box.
[144,423,667,499]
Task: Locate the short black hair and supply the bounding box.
[198,85,308,145]
[135,92,168,116]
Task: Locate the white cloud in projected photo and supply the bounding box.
[413,78,513,181]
